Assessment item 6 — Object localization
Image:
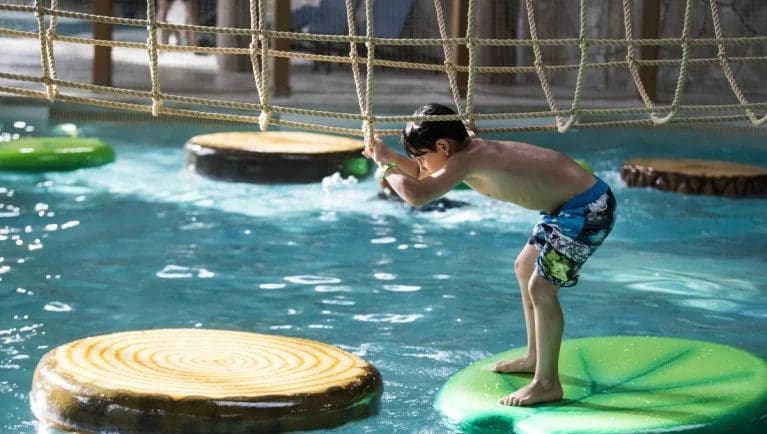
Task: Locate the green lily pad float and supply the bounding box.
[0,137,115,172]
[435,336,767,434]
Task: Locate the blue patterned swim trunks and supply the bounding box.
[528,177,616,287]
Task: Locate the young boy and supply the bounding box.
[362,103,616,406]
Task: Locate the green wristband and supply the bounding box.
[375,161,397,180]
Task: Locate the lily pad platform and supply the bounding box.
[435,336,767,434]
[185,131,370,183]
[31,329,382,433]
[621,158,767,197]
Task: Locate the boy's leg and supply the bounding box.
[500,274,564,406]
[493,243,538,373]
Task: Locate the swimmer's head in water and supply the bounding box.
[402,103,469,158]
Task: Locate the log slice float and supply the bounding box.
[621,158,767,197]
[30,329,382,433]
[185,131,370,183]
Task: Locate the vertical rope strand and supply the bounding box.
[432,0,465,119]
[653,0,693,125]
[257,0,271,129]
[248,0,267,129]
[525,0,564,130]
[34,0,56,101]
[557,0,589,133]
[463,0,477,134]
[363,0,375,149]
[45,0,60,100]
[146,0,163,116]
[708,0,766,126]
[623,0,661,123]
[345,0,367,116]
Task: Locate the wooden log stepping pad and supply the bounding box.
[30,329,382,433]
[621,158,767,197]
[0,137,114,172]
[435,336,767,434]
[185,131,371,183]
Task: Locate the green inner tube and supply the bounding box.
[0,137,115,172]
[435,336,767,434]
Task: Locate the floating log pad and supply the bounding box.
[30,329,382,434]
[186,131,371,183]
[621,158,767,197]
[436,336,767,434]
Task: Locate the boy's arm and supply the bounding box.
[364,137,420,178]
[383,158,468,207]
[381,150,420,179]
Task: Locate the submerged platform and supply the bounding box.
[435,336,767,434]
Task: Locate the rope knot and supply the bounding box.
[151,98,163,117]
[362,119,374,149]
[42,77,58,101]
[259,109,272,131]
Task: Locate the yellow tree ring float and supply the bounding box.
[185,131,371,183]
[30,329,382,433]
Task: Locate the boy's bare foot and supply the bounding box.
[491,355,536,373]
[498,379,563,406]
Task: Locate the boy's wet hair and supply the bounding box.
[402,103,469,158]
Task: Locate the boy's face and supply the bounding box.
[413,140,450,175]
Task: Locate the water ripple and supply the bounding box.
[156,265,214,279]
[314,285,351,293]
[43,302,72,312]
[353,313,423,323]
[383,284,421,293]
[374,272,396,281]
[284,275,341,285]
[371,237,396,244]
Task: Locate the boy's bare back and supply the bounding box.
[433,138,596,213]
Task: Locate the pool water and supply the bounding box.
[1,117,766,433]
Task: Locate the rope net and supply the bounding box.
[0,0,765,146]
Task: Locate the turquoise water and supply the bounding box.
[1,116,766,433]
